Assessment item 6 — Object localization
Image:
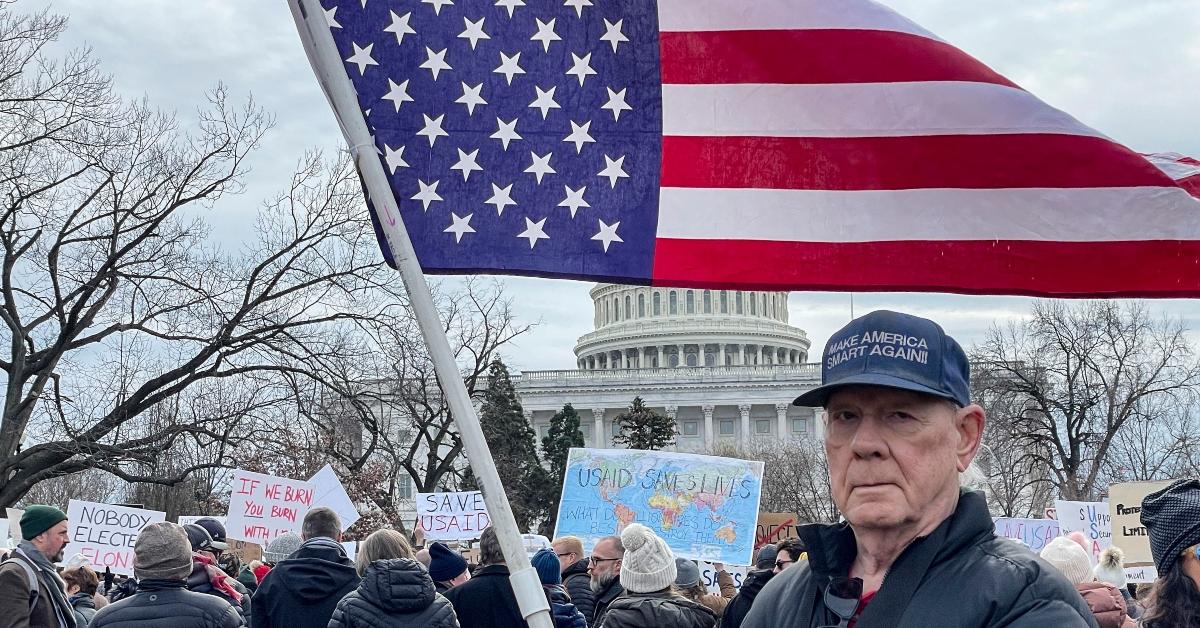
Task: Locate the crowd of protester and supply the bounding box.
[2,312,1199,627]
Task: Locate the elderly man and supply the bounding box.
[743,311,1097,628]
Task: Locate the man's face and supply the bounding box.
[824,386,984,531]
[772,550,796,574]
[587,538,623,590]
[35,521,70,562]
[552,542,579,573]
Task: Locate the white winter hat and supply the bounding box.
[1094,546,1127,588]
[1040,536,1093,585]
[619,523,677,593]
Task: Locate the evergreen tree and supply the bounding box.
[613,397,677,450]
[468,359,548,530]
[538,404,586,536]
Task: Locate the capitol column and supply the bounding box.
[676,343,686,367]
[813,409,826,441]
[738,404,752,446]
[593,408,606,445]
[739,344,746,365]
[775,403,789,439]
[701,405,714,449]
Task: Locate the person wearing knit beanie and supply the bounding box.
[532,548,562,586]
[619,523,677,594]
[20,505,69,542]
[427,541,469,593]
[1093,547,1127,588]
[599,525,717,627]
[1138,478,1200,627]
[134,522,195,581]
[263,531,302,564]
[1041,536,1094,585]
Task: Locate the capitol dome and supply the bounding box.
[574,284,812,370]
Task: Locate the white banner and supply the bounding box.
[1053,500,1112,565]
[64,500,166,576]
[226,470,315,544]
[415,491,492,540]
[700,562,748,594]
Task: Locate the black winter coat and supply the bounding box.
[742,490,1100,628]
[598,590,717,628]
[719,569,773,628]
[327,558,458,628]
[562,559,595,625]
[251,541,359,628]
[589,576,623,627]
[188,558,252,622]
[442,565,524,628]
[89,580,244,628]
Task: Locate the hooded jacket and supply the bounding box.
[89,580,243,628]
[1075,582,1135,628]
[188,555,251,622]
[561,559,595,625]
[70,592,98,627]
[597,590,717,628]
[742,491,1099,628]
[328,558,458,628]
[250,539,358,628]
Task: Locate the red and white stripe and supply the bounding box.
[651,0,1200,297]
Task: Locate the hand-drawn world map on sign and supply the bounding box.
[554,448,763,565]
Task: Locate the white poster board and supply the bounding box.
[700,562,749,594]
[63,500,166,576]
[309,464,360,531]
[1053,500,1112,565]
[226,469,315,544]
[1109,481,1173,584]
[7,509,23,545]
[415,491,492,540]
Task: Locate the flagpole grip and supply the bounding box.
[287,1,553,625]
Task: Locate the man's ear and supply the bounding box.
[955,404,986,472]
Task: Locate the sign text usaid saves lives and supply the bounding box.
[825,330,929,369]
[64,500,165,576]
[415,491,491,540]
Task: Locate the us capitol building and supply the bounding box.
[513,284,825,452]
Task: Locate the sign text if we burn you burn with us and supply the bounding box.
[226,470,315,544]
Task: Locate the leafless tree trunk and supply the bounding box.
[973,301,1200,502]
[0,4,405,508]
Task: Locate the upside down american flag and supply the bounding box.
[317,0,1200,297]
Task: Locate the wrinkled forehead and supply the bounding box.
[825,384,958,412]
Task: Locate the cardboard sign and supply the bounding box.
[64,500,166,576]
[178,515,262,564]
[700,562,749,594]
[755,513,800,549]
[309,464,360,531]
[226,470,315,544]
[1054,500,1112,565]
[554,448,764,565]
[415,491,492,540]
[1109,480,1173,584]
[993,517,1061,552]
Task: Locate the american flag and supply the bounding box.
[319,0,1200,297]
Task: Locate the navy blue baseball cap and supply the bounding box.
[793,310,970,408]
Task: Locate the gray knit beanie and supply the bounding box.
[134,522,194,581]
[264,532,303,564]
[1140,478,1200,575]
[674,557,701,588]
[619,523,676,593]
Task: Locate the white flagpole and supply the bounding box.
[286,2,553,625]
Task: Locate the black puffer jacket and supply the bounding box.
[742,490,1099,628]
[188,558,252,622]
[589,577,623,627]
[327,558,458,628]
[719,569,773,628]
[598,590,717,628]
[89,580,244,628]
[562,560,595,625]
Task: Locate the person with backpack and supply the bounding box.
[0,505,78,628]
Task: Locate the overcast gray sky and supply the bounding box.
[42,0,1200,371]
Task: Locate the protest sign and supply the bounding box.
[700,562,748,594]
[309,464,360,531]
[755,512,800,549]
[7,508,23,544]
[554,448,764,565]
[64,500,166,576]
[226,469,315,544]
[0,518,9,548]
[415,491,492,540]
[1109,480,1173,584]
[992,517,1060,552]
[1054,500,1112,565]
[178,515,262,563]
[341,541,357,561]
